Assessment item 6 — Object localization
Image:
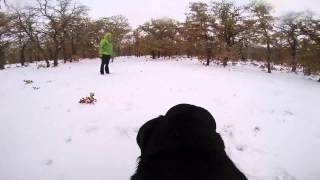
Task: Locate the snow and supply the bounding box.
[0,57,320,180]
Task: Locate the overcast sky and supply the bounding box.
[80,0,319,28]
[12,0,320,28]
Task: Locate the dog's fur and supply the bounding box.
[131,104,247,180]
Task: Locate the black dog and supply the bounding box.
[131,104,247,180]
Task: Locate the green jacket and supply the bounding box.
[99,33,113,56]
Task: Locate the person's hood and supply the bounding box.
[103,33,112,42]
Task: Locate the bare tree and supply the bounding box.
[211,0,245,66]
[10,8,51,67]
[33,0,88,66]
[249,1,275,73]
[185,2,213,65]
[298,12,320,76]
[279,12,303,72]
[0,11,9,69]
[299,12,320,46]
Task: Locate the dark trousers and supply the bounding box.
[100,55,111,74]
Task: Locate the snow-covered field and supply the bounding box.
[1,57,320,180]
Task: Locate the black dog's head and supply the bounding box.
[131,104,247,180]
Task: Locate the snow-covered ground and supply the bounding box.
[1,57,320,180]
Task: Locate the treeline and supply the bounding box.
[125,1,320,75]
[0,0,130,68]
[0,0,320,76]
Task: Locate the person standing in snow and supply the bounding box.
[99,32,113,75]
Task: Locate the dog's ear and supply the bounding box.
[166,104,216,132]
[191,105,216,131]
[164,104,218,148]
[136,116,164,153]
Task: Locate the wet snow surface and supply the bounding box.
[1,57,320,180]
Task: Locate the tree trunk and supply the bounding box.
[29,49,34,63]
[223,45,231,67]
[118,46,121,57]
[240,46,247,61]
[158,51,161,58]
[71,35,76,62]
[266,42,272,73]
[0,60,4,70]
[152,50,156,59]
[291,59,297,72]
[53,36,60,67]
[53,43,59,66]
[53,58,58,67]
[303,67,311,76]
[206,44,211,66]
[128,46,132,56]
[0,45,5,69]
[267,61,271,73]
[291,48,297,72]
[63,42,67,63]
[290,33,298,73]
[223,57,228,67]
[291,43,297,72]
[32,39,50,67]
[45,59,50,68]
[53,45,59,67]
[20,43,26,66]
[62,30,69,63]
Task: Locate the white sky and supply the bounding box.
[81,0,320,28]
[9,0,320,28]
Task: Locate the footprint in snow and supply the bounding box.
[45,159,53,166]
[274,169,297,180]
[85,127,98,134]
[236,145,246,152]
[283,110,294,116]
[116,127,131,138]
[133,127,139,133]
[221,125,246,153]
[65,137,72,144]
[221,125,234,138]
[253,126,261,136]
[124,103,133,111]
